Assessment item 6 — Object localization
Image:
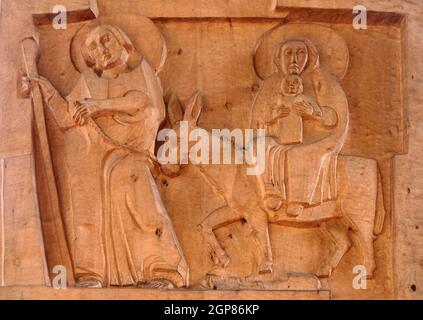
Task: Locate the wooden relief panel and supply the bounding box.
[0,0,417,300]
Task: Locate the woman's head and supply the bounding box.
[274,38,320,76]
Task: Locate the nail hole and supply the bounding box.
[225,102,232,111]
[411,284,417,292]
[251,84,260,93]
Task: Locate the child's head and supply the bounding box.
[281,74,304,96]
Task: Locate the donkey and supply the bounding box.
[160,92,385,279]
[159,93,274,276]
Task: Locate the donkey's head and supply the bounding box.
[158,92,203,177]
[168,91,203,130]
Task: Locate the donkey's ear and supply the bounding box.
[183,91,203,125]
[167,93,184,126]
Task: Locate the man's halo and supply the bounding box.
[254,23,350,80]
[71,14,167,75]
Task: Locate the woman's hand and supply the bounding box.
[294,95,324,118]
[72,99,100,126]
[293,99,315,116]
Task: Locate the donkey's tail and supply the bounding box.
[374,169,386,236]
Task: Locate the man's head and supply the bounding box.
[82,25,134,76]
[281,74,304,96]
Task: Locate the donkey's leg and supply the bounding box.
[337,155,380,279]
[244,208,273,275]
[318,219,352,278]
[351,228,377,278]
[198,206,243,268]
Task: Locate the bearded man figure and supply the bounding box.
[25,24,188,289]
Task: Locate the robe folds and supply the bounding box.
[47,60,188,287]
[251,69,349,206]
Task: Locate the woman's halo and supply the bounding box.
[254,23,350,80]
[71,14,167,75]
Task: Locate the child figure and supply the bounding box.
[267,74,309,145]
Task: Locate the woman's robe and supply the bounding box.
[251,69,349,207]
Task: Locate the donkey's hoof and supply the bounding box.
[362,264,376,279]
[258,261,274,275]
[317,265,332,278]
[207,266,228,277]
[211,251,231,268]
[219,254,231,268]
[286,204,304,217]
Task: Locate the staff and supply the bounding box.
[22,37,73,285]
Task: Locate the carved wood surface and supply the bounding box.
[0,0,421,300]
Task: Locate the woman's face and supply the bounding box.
[280,41,308,75]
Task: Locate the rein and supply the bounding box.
[87,117,159,165]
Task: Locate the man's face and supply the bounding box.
[280,41,308,75]
[85,28,127,74]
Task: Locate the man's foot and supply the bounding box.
[286,203,304,217]
[75,275,103,288]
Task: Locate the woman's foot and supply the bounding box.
[264,194,283,211]
[287,203,304,217]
